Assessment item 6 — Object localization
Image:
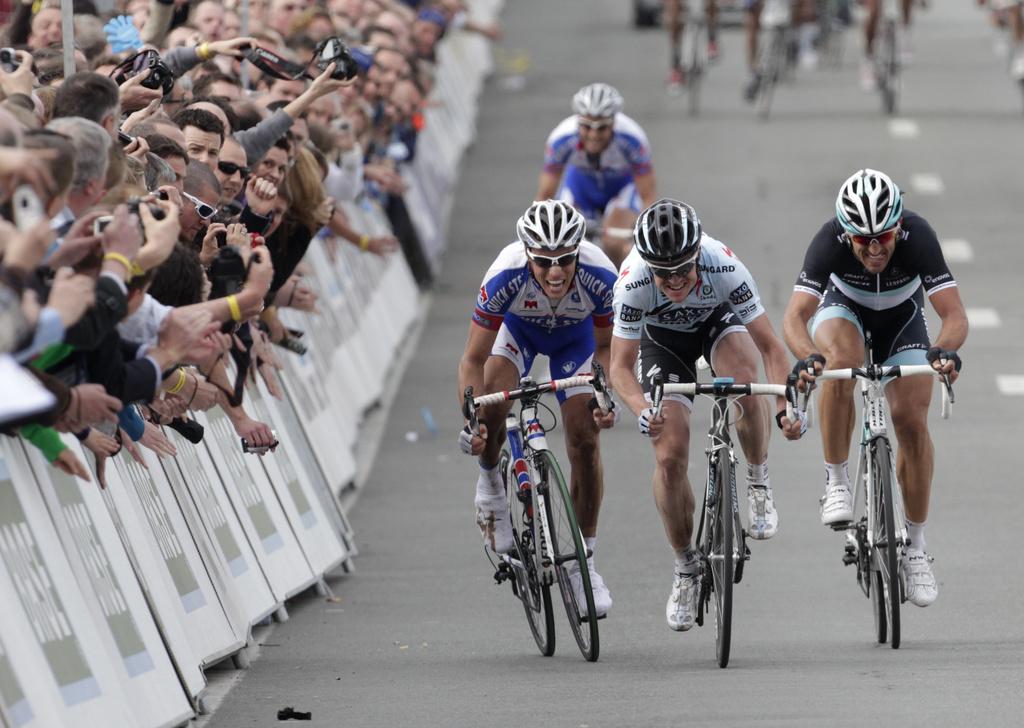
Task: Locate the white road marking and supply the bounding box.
[888,119,920,138]
[996,376,1024,395]
[910,173,945,195]
[941,239,974,263]
[966,308,1001,328]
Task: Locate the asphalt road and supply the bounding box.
[208,2,1024,725]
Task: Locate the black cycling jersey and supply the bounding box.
[793,210,956,311]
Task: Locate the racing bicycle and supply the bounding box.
[800,333,953,649]
[463,365,614,662]
[651,373,794,668]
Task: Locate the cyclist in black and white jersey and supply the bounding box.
[782,169,968,608]
[610,199,803,632]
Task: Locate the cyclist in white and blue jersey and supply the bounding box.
[782,169,968,608]
[457,200,620,618]
[535,83,658,270]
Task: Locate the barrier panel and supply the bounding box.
[160,428,279,634]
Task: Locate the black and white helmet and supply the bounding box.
[633,198,702,264]
[516,200,586,251]
[572,82,623,118]
[835,168,903,236]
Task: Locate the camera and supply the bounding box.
[8,186,44,232]
[315,37,360,81]
[241,431,278,455]
[110,50,175,96]
[208,245,252,331]
[0,48,19,73]
[117,130,134,147]
[93,197,166,235]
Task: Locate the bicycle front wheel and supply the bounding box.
[708,453,735,668]
[686,22,705,117]
[502,450,555,656]
[536,449,599,662]
[871,439,900,649]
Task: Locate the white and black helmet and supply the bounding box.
[517,200,586,251]
[835,168,903,236]
[572,82,623,118]
[633,198,702,264]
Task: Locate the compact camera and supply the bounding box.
[241,431,278,455]
[93,197,167,235]
[110,50,175,96]
[0,47,20,73]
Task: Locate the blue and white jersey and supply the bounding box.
[472,241,618,332]
[613,235,767,338]
[543,113,652,218]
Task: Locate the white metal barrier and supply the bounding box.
[0,3,500,722]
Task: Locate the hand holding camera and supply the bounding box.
[135,199,181,272]
[0,49,34,98]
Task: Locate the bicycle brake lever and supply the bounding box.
[590,361,614,413]
[462,386,479,434]
[651,373,664,418]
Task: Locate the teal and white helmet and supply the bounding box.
[835,169,903,236]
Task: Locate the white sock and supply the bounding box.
[674,547,700,576]
[906,520,926,553]
[825,462,850,484]
[747,462,769,487]
[475,464,502,501]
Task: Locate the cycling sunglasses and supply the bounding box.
[578,119,614,132]
[526,249,579,269]
[217,161,251,179]
[845,227,900,247]
[182,191,217,220]
[649,258,697,279]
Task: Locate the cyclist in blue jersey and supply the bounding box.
[782,169,968,608]
[457,200,620,618]
[535,83,658,270]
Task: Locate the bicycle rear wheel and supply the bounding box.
[536,449,599,662]
[870,439,900,649]
[502,450,555,656]
[757,29,784,119]
[708,453,735,668]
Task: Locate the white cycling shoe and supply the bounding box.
[566,559,612,618]
[747,484,779,540]
[901,549,938,607]
[820,481,854,525]
[474,494,514,554]
[666,572,700,632]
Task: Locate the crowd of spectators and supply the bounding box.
[0,0,499,483]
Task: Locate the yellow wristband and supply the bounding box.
[197,43,212,61]
[359,235,370,251]
[103,252,134,277]
[168,368,187,394]
[226,294,242,322]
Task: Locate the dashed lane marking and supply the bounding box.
[910,174,945,195]
[940,239,974,263]
[996,376,1024,395]
[888,119,920,138]
[966,308,1001,328]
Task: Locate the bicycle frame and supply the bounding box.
[697,394,740,568]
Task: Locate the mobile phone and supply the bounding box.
[241,431,279,455]
[0,48,19,73]
[12,186,44,232]
[117,130,134,147]
[93,215,114,235]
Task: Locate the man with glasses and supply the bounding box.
[179,162,221,244]
[457,200,619,618]
[782,169,968,608]
[535,83,657,270]
[215,137,250,205]
[610,198,802,632]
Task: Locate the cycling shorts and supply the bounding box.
[491,316,596,403]
[810,282,930,367]
[636,303,747,409]
[557,175,641,223]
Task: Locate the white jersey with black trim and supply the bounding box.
[612,235,766,339]
[472,240,618,332]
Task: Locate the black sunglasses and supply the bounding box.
[526,249,578,269]
[649,260,696,279]
[218,161,251,178]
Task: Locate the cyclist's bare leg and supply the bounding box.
[664,0,685,75]
[602,208,637,270]
[864,0,880,56]
[561,392,604,537]
[652,401,696,550]
[710,330,769,466]
[477,355,520,469]
[885,375,934,523]
[707,0,720,54]
[746,1,763,72]
[812,318,862,464]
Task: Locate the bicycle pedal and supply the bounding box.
[842,552,858,567]
[829,520,853,531]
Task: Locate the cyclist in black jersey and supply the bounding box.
[782,169,968,608]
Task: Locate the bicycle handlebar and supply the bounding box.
[469,375,595,409]
[803,364,954,420]
[651,376,796,421]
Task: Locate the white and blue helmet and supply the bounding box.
[835,169,903,236]
[517,199,586,251]
[572,83,623,118]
